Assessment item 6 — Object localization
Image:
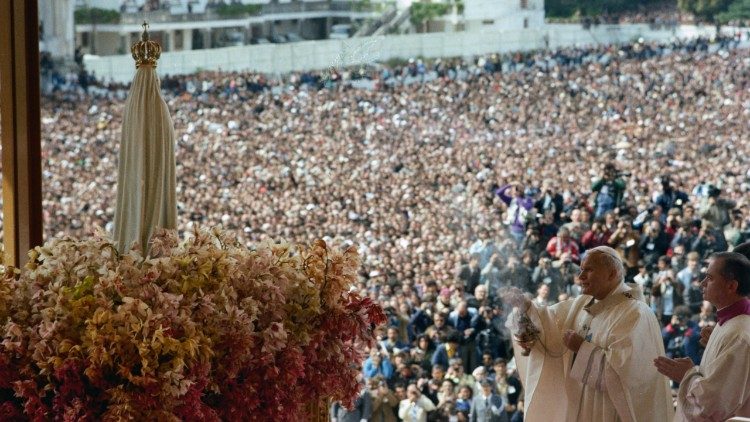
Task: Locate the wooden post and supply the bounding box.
[305,396,330,422]
[0,0,44,267]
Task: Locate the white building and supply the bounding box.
[39,0,76,58]
[463,0,544,32]
[73,0,385,55]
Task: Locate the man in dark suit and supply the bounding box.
[331,383,372,422]
[470,379,508,422]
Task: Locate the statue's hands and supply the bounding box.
[562,329,584,352]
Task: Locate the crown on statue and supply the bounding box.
[131,22,161,68]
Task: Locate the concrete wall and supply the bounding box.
[85,24,717,83]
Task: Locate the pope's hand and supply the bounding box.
[513,334,535,351]
[699,325,714,347]
[653,356,694,383]
[562,329,584,352]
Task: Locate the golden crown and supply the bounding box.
[131,22,161,68]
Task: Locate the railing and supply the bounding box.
[353,5,397,37]
[372,7,410,36]
[119,1,379,24]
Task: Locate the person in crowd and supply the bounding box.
[531,257,562,300]
[458,256,483,297]
[469,379,508,422]
[455,384,473,416]
[531,283,551,307]
[581,219,611,251]
[445,357,475,390]
[364,348,395,380]
[654,176,689,212]
[425,311,456,344]
[499,255,533,294]
[432,333,461,369]
[369,376,399,422]
[639,220,670,268]
[491,358,522,415]
[545,227,580,263]
[380,326,411,355]
[651,267,684,326]
[591,163,626,219]
[699,186,736,231]
[449,301,480,372]
[398,384,436,422]
[496,183,534,245]
[331,376,373,422]
[555,252,580,296]
[661,305,702,365]
[411,334,436,372]
[654,252,750,420]
[676,252,701,292]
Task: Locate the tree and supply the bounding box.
[717,0,750,23]
[73,8,120,24]
[545,0,666,19]
[409,1,452,32]
[678,0,733,23]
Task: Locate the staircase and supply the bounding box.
[353,5,398,37]
[372,7,411,36]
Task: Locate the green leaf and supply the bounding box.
[74,8,121,25]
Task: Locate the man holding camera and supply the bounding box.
[661,306,702,365]
[699,185,735,231]
[369,376,399,422]
[398,384,436,422]
[591,163,627,220]
[654,252,750,420]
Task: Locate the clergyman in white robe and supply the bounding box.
[507,247,673,422]
[655,252,750,421]
[675,311,750,420]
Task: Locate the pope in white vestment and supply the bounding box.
[508,246,673,422]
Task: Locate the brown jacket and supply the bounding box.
[370,388,399,422]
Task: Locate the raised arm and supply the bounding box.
[495,184,513,205]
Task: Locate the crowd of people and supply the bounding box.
[24,32,750,421]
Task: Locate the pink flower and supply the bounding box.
[0,227,384,420]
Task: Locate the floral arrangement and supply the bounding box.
[0,227,385,421]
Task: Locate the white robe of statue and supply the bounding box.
[508,283,673,422]
[676,314,750,421]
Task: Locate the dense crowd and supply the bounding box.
[21,33,750,421]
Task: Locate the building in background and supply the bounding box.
[464,0,544,31]
[73,0,389,55]
[71,0,547,56]
[39,0,76,58]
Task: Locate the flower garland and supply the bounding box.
[0,227,385,420]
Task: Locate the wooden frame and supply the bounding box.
[0,0,44,267]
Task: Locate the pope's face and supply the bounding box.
[577,253,616,300]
